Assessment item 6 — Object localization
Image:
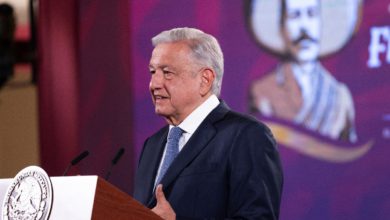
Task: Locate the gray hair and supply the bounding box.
[152,27,224,97]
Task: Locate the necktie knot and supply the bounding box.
[168,126,183,142]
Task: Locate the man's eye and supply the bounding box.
[149,70,156,74]
[163,70,174,76]
[163,71,174,79]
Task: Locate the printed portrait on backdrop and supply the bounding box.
[245,0,373,162]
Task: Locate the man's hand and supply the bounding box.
[151,184,176,220]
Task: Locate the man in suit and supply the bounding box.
[134,27,283,219]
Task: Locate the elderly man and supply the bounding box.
[249,0,357,142]
[134,27,283,219]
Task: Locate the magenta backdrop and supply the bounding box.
[39,0,134,193]
[130,0,390,219]
[38,0,390,218]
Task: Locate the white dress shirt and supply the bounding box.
[154,95,220,185]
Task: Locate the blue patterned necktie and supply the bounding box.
[155,126,183,186]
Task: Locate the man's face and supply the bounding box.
[282,0,321,63]
[149,42,204,125]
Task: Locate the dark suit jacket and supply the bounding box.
[134,102,283,219]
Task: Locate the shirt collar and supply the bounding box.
[170,95,220,134]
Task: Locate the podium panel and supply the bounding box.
[0,176,161,220]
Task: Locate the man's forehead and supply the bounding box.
[152,42,190,57]
[153,41,190,53]
[285,0,319,9]
[150,42,192,64]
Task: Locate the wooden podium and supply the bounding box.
[0,176,161,220]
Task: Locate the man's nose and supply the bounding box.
[150,71,164,89]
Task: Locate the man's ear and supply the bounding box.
[200,68,215,96]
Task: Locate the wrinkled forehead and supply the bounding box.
[285,0,319,11]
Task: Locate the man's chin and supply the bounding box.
[154,109,169,117]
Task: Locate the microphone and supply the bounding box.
[62,150,90,176]
[105,148,125,180]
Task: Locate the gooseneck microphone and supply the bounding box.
[62,150,90,176]
[105,148,125,180]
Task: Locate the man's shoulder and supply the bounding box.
[213,108,277,150]
[218,107,271,133]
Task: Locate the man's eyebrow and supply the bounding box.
[148,64,169,69]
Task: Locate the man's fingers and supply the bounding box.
[152,184,176,220]
[155,184,167,204]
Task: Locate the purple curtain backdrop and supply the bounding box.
[38,0,134,193]
[131,0,390,219]
[77,0,134,194]
[38,0,80,176]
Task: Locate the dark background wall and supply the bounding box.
[38,0,134,193]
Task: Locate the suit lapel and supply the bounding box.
[147,102,230,207]
[143,127,169,205]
